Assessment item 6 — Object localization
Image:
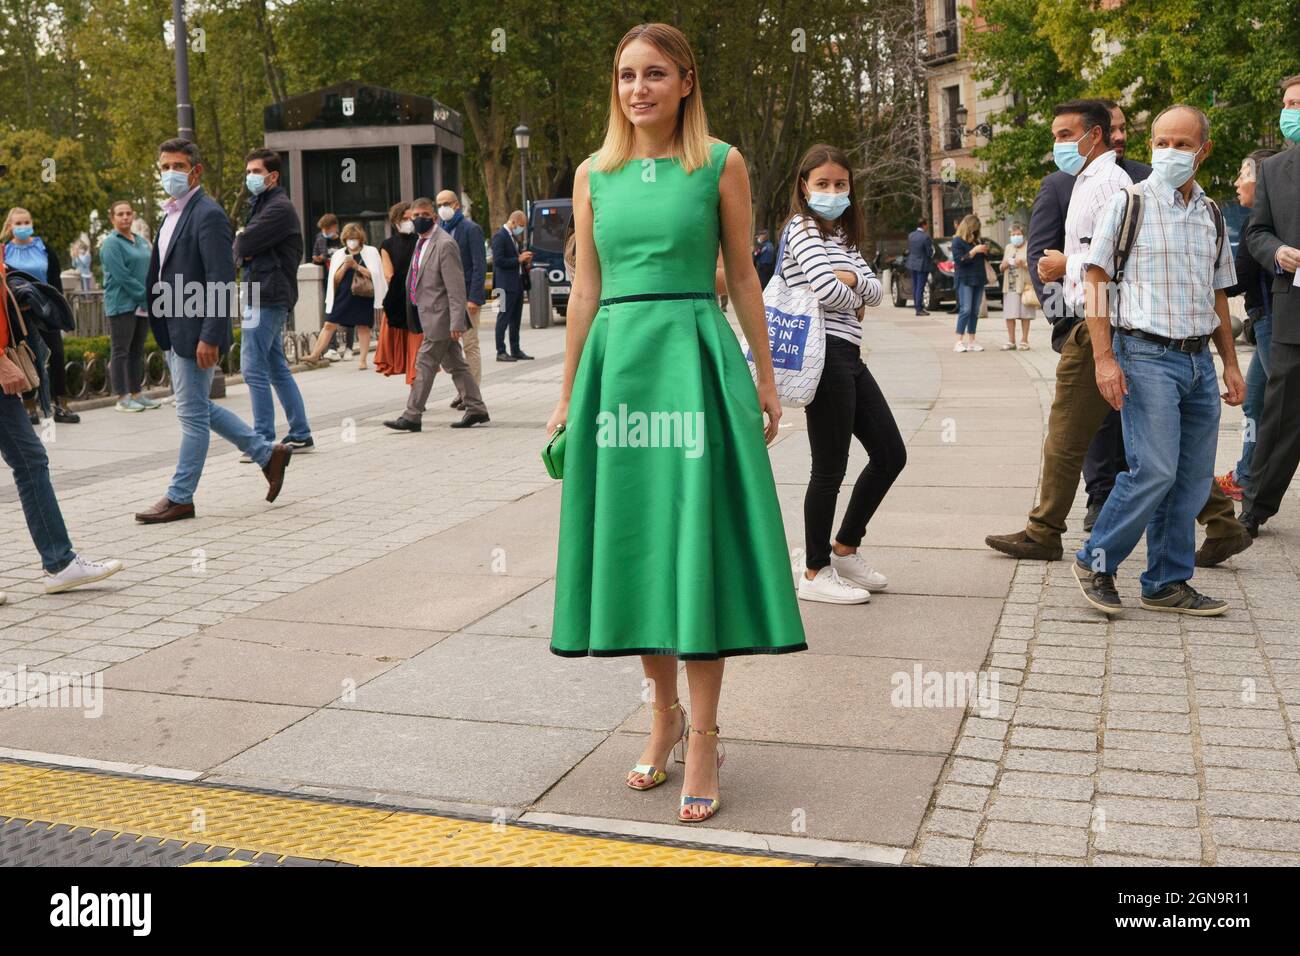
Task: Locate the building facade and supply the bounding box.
[923,0,1018,242]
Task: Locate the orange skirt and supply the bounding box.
[374,312,424,384]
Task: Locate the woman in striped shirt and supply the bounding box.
[780,144,907,606]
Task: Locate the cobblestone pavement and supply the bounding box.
[911,330,1300,867]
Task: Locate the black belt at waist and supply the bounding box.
[598,292,716,307]
[1118,328,1210,353]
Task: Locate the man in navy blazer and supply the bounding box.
[136,138,290,524]
[490,210,533,362]
[905,219,935,314]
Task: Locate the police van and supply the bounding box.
[527,198,572,318]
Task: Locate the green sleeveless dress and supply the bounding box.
[550,141,807,660]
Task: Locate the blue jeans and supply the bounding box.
[956,283,983,335]
[911,268,927,312]
[0,393,74,572]
[240,305,310,443]
[165,351,274,505]
[1077,331,1220,596]
[1235,314,1272,484]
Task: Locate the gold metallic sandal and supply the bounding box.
[678,725,725,822]
[626,699,688,791]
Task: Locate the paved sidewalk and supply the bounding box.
[1,305,1296,865]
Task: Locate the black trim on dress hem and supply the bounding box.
[549,643,809,660]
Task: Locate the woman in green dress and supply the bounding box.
[546,22,807,824]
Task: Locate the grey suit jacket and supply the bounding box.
[405,227,468,340]
[1246,146,1300,344]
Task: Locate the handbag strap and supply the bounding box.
[2,272,31,343]
[774,217,822,281]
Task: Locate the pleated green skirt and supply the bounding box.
[550,295,808,660]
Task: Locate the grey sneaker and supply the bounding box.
[1073,559,1121,615]
[1140,582,1229,616]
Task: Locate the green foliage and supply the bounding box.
[0,128,106,261]
[968,0,1300,213]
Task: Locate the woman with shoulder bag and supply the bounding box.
[779,144,905,606]
[999,221,1036,350]
[306,222,386,369]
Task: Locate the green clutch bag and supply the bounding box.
[542,424,567,479]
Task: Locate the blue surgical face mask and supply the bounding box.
[245,173,268,195]
[12,225,34,241]
[807,191,851,220]
[511,225,524,237]
[1010,234,1025,246]
[1151,145,1202,190]
[1052,127,1096,176]
[161,170,191,199]
[1280,108,1300,143]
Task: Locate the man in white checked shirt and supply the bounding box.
[1072,105,1246,618]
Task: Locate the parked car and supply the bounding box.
[886,236,1004,312]
[527,198,573,317]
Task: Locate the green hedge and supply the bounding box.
[63,327,243,362]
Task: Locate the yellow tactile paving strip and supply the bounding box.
[0,761,806,866]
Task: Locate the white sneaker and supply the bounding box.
[1000,341,1016,351]
[44,555,125,594]
[953,341,967,353]
[341,348,354,360]
[966,341,985,352]
[324,348,341,362]
[831,550,889,591]
[797,566,871,604]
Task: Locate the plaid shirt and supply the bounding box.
[1086,175,1236,338]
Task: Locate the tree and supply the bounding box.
[0,129,107,262]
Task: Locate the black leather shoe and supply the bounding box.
[450,397,464,409]
[916,309,931,316]
[1084,499,1105,533]
[53,406,80,424]
[496,352,518,362]
[383,417,422,433]
[450,412,490,428]
[1239,511,1262,538]
[261,444,292,503]
[510,351,535,360]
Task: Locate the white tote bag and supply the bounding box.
[746,222,825,407]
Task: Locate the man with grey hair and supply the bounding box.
[1239,72,1300,538]
[1071,105,1245,617]
[383,197,489,431]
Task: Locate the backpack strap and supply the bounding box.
[1205,197,1225,266]
[1113,184,1145,283]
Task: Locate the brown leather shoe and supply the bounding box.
[984,530,1064,561]
[135,497,196,523]
[262,444,292,502]
[1195,531,1252,568]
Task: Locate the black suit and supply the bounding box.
[1243,146,1300,522]
[1026,155,1151,508]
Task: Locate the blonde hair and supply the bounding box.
[955,214,981,243]
[2,207,33,244]
[592,23,712,174]
[340,222,367,246]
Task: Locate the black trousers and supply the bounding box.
[1244,338,1300,521]
[1083,408,1127,506]
[803,335,907,570]
[38,326,67,400]
[108,312,148,396]
[495,286,523,355]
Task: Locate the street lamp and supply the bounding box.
[515,122,531,233]
[951,104,993,146]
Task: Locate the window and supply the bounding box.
[943,87,963,151]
